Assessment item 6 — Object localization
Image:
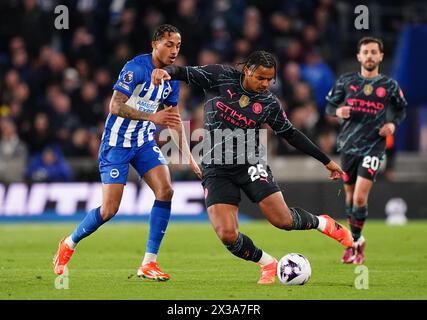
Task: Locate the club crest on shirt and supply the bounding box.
[123,71,134,84]
[239,95,250,108]
[363,84,373,96]
[252,102,263,114]
[376,87,386,98]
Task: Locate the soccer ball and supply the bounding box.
[276,253,311,285]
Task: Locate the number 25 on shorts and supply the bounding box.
[248,164,268,182]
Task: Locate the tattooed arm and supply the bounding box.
[109,90,181,126]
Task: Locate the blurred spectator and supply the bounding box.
[283,39,304,63]
[71,27,98,65]
[74,81,103,127]
[300,49,335,111]
[48,93,80,149]
[63,68,81,96]
[289,101,319,140]
[317,125,338,156]
[20,0,51,57]
[0,118,27,182]
[64,128,92,157]
[197,49,221,66]
[289,81,313,110]
[26,145,72,182]
[1,69,21,103]
[281,62,301,103]
[94,68,113,100]
[108,42,133,77]
[0,0,420,181]
[171,0,203,65]
[24,112,54,155]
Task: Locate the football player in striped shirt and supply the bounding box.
[53,24,201,281]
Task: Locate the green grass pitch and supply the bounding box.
[1,220,426,300]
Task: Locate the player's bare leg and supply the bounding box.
[342,184,356,263]
[258,192,353,247]
[100,183,126,220]
[207,204,277,284]
[207,204,239,245]
[351,176,373,264]
[54,184,124,275]
[137,165,173,281]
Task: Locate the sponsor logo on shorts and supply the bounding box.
[110,168,120,178]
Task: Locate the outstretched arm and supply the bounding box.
[265,98,343,180]
[109,90,181,126]
[152,64,229,89]
[282,128,343,180]
[167,106,202,179]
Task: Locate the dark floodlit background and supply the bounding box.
[0,0,426,220]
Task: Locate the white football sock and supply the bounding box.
[257,251,275,266]
[316,216,327,232]
[142,253,157,265]
[64,236,77,249]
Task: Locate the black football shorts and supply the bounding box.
[341,153,383,185]
[201,164,281,208]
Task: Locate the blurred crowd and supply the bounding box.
[0,0,414,182]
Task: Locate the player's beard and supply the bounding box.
[363,60,380,72]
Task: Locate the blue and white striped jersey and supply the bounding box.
[102,54,180,148]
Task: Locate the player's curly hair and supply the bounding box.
[152,24,181,41]
[237,50,278,81]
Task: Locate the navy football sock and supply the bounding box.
[289,207,320,230]
[226,232,263,262]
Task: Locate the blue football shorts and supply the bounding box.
[98,140,167,184]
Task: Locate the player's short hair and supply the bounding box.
[238,50,277,79]
[357,37,384,53]
[152,24,181,41]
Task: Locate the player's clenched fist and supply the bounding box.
[151,68,171,86]
[325,160,344,180]
[336,106,352,119]
[378,122,396,137]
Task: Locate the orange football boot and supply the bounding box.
[137,262,170,281]
[257,259,277,285]
[53,237,75,275]
[320,215,354,248]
